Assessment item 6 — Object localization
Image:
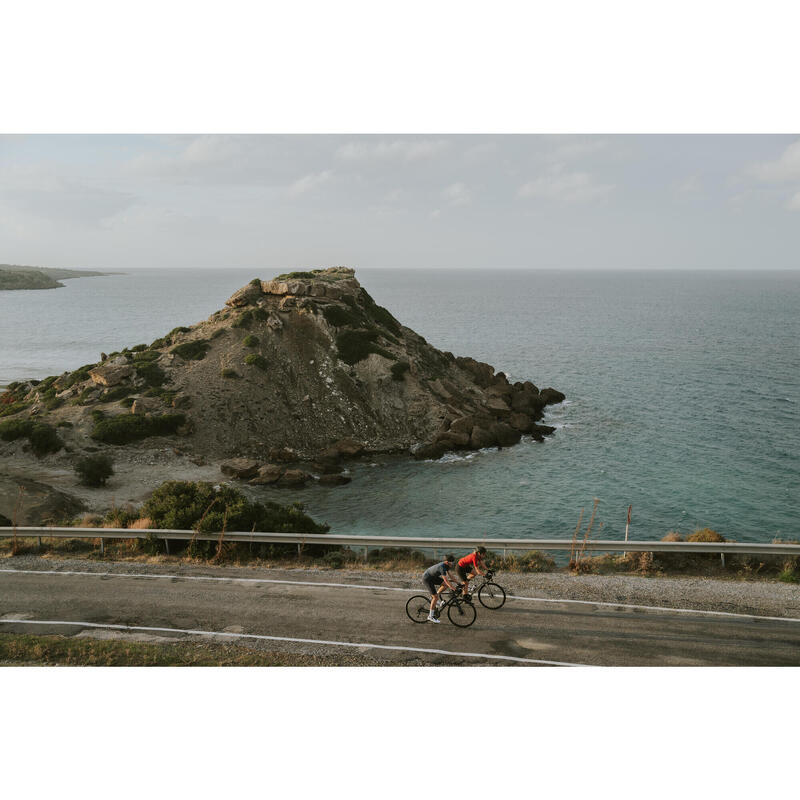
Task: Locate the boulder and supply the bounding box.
[88,363,133,387]
[310,459,343,475]
[318,473,352,487]
[249,464,283,485]
[268,447,297,463]
[435,430,471,449]
[508,412,533,433]
[470,426,497,449]
[540,387,566,405]
[486,382,513,398]
[491,422,522,447]
[261,280,290,295]
[220,458,260,479]
[485,396,511,418]
[511,390,545,415]
[225,283,262,307]
[0,475,86,526]
[277,469,310,487]
[412,441,448,461]
[449,416,476,435]
[266,313,283,331]
[331,437,365,458]
[531,423,556,437]
[455,357,495,388]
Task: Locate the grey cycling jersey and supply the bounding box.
[422,562,451,582]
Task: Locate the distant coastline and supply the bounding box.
[0,263,118,291]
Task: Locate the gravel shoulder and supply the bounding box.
[4,553,800,620]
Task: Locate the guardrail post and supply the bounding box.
[720,552,725,568]
[164,539,170,555]
[37,536,42,552]
[363,546,368,562]
[100,538,104,555]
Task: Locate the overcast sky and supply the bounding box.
[1,134,799,271]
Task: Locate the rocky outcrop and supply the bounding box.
[3,266,565,469]
[0,475,86,526]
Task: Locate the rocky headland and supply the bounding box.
[0,263,111,291]
[0,267,564,511]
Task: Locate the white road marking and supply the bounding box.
[0,618,588,667]
[3,567,798,624]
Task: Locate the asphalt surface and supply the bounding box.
[2,565,800,666]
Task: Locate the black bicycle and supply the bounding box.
[405,586,477,627]
[470,570,506,609]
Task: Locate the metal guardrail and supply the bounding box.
[1,527,798,558]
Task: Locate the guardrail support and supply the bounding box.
[99,538,104,555]
[363,546,368,562]
[164,539,170,555]
[720,552,725,568]
[37,536,42,552]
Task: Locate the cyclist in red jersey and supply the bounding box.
[456,546,487,599]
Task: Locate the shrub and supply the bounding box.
[232,310,253,329]
[170,326,190,336]
[335,329,395,365]
[390,361,410,381]
[171,339,209,361]
[323,304,363,327]
[91,413,186,445]
[75,454,114,487]
[57,421,73,428]
[149,336,169,349]
[64,364,95,388]
[130,344,148,352]
[360,289,401,334]
[133,349,160,362]
[221,368,240,379]
[275,271,317,280]
[687,528,726,543]
[133,361,166,387]
[0,419,63,456]
[101,386,131,403]
[140,481,329,559]
[244,354,268,371]
[661,531,684,542]
[249,278,262,286]
[242,334,259,348]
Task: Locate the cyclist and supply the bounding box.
[457,546,488,599]
[421,554,458,623]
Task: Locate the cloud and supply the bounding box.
[287,170,333,196]
[335,139,449,161]
[676,176,702,194]
[748,139,800,183]
[441,182,471,206]
[518,165,614,204]
[787,190,800,211]
[547,138,608,162]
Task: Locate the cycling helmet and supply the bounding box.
[445,553,456,563]
[477,546,487,555]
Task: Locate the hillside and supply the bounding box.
[0,268,564,470]
[0,263,110,290]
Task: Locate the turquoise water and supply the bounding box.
[2,268,798,542]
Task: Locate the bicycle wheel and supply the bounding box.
[406,595,432,623]
[478,582,506,609]
[447,599,477,628]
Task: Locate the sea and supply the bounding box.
[1,268,798,544]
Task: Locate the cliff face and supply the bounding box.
[2,268,564,463]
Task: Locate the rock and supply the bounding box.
[435,430,471,449]
[455,357,495,388]
[318,473,351,487]
[100,352,108,362]
[469,426,497,449]
[268,447,297,463]
[249,464,283,485]
[486,382,513,398]
[266,313,283,331]
[310,459,343,475]
[0,475,86,526]
[485,396,511,417]
[508,412,533,433]
[449,416,477,435]
[220,458,260,479]
[540,387,566,405]
[225,283,262,307]
[531,423,556,437]
[331,437,365,458]
[412,441,448,461]
[88,363,133,387]
[277,469,310,487]
[491,422,522,447]
[511,390,545,415]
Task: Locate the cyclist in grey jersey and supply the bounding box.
[421,554,458,623]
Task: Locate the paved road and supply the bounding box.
[2,567,800,665]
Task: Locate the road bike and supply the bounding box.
[405,585,477,627]
[469,569,506,609]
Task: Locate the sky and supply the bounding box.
[1,134,799,271]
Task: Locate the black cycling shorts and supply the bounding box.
[423,575,443,595]
[456,564,472,581]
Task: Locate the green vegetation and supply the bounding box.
[64,364,96,388]
[133,361,166,387]
[275,270,318,280]
[249,278,262,286]
[242,334,259,347]
[244,353,268,371]
[0,385,29,418]
[130,344,148,352]
[360,288,401,334]
[323,304,363,327]
[335,329,395,365]
[171,339,210,361]
[91,413,186,445]
[221,368,240,379]
[210,328,226,339]
[101,386,131,403]
[0,418,63,456]
[75,454,114,487]
[390,361,410,381]
[232,307,268,329]
[170,326,190,336]
[0,269,62,290]
[149,336,169,349]
[133,349,160,362]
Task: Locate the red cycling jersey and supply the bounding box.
[458,552,482,569]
